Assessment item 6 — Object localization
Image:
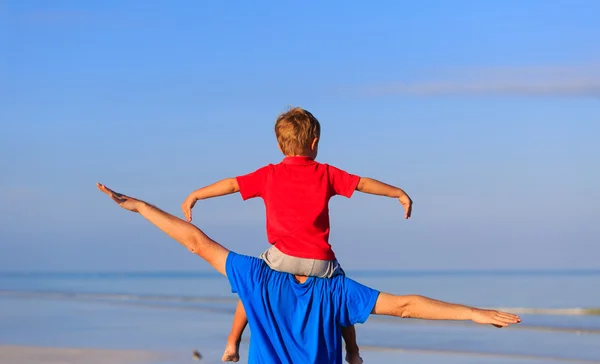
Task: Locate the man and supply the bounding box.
[97,183,520,363]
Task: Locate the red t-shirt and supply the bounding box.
[236,156,360,260]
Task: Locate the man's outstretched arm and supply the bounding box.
[97,183,229,276]
[372,292,521,328]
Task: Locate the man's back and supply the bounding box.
[236,156,360,260]
[226,252,378,363]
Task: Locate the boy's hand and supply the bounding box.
[181,196,198,222]
[180,178,240,222]
[356,177,413,219]
[399,195,412,219]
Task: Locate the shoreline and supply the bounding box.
[0,345,162,364]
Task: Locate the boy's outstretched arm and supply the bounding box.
[97,183,229,275]
[182,178,240,222]
[356,177,413,219]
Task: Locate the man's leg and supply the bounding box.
[372,292,521,327]
[341,325,362,364]
[222,300,248,362]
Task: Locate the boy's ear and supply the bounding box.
[311,137,319,151]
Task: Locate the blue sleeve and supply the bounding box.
[339,277,380,327]
[226,252,266,295]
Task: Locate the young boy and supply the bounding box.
[181,108,412,363]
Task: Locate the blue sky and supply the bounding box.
[1,0,599,272]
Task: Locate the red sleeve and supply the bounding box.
[236,165,270,200]
[327,165,360,198]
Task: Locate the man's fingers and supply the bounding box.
[486,315,510,327]
[497,312,517,319]
[473,310,521,328]
[97,183,126,204]
[97,183,118,197]
[497,312,521,323]
[105,189,126,204]
[109,194,125,204]
[493,311,520,320]
[97,182,109,194]
[491,312,521,327]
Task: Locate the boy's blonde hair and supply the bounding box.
[274,107,321,156]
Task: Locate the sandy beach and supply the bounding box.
[0,345,161,364]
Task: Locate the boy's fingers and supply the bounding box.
[183,208,192,222]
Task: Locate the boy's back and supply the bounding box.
[236,156,360,261]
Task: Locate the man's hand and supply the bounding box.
[471,308,521,328]
[181,195,197,222]
[97,183,143,213]
[96,182,229,276]
[398,195,412,219]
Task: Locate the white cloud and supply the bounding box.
[361,64,600,97]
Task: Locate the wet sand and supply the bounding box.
[0,345,161,364]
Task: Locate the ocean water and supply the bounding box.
[1,270,599,363]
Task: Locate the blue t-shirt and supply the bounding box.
[226,252,379,364]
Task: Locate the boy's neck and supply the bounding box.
[282,155,316,165]
[284,149,317,159]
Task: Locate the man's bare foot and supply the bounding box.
[221,340,240,362]
[345,351,363,364]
